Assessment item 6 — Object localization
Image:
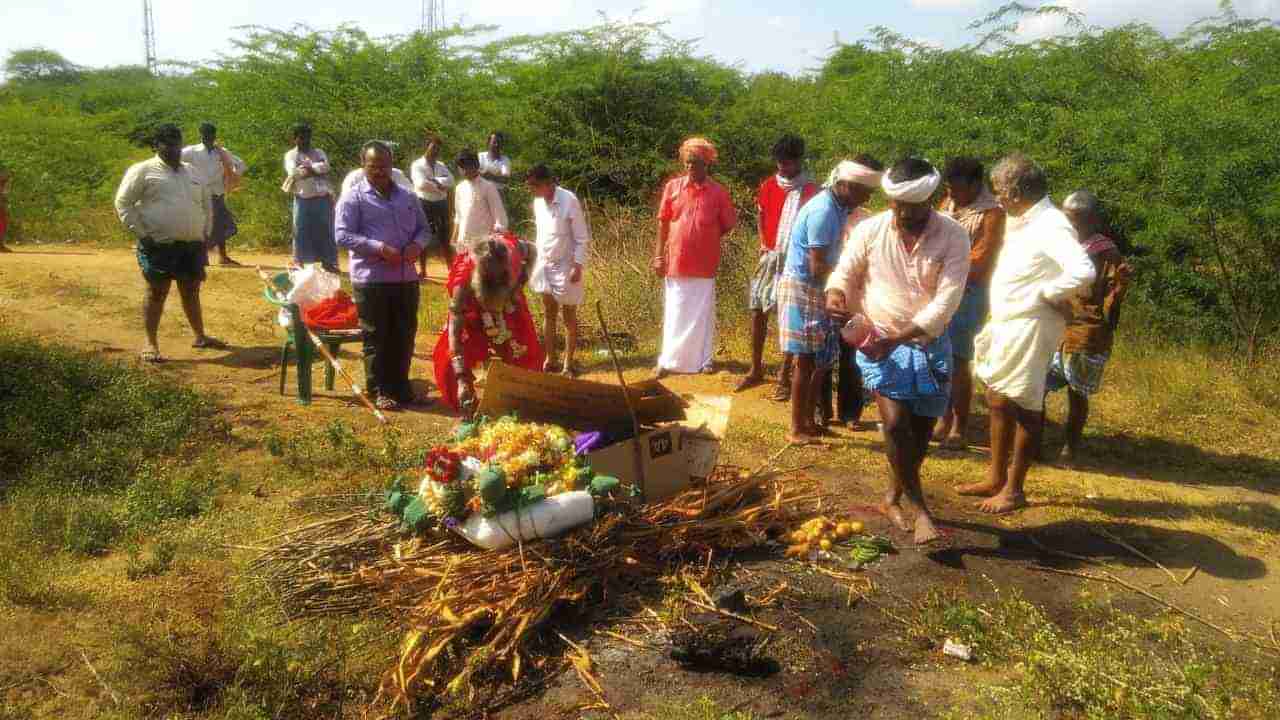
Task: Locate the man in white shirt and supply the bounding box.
[283,123,338,272]
[526,164,590,376]
[965,154,1095,514]
[410,134,455,272]
[181,122,246,266]
[478,131,511,186]
[115,123,226,363]
[452,149,508,253]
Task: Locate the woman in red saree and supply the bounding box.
[433,231,544,413]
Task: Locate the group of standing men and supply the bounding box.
[114,122,591,414]
[651,136,1130,542]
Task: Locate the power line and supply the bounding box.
[142,0,157,74]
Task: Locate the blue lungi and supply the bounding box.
[292,195,338,267]
[857,335,953,418]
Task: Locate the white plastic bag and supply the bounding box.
[455,491,595,551]
[286,263,341,310]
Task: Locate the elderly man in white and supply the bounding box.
[962,153,1095,514]
[525,164,591,376]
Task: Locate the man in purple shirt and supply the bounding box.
[336,141,435,411]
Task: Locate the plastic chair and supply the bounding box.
[262,272,363,404]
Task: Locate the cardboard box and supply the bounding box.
[477,362,686,431]
[584,427,690,501]
[476,363,730,501]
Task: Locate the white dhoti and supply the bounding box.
[974,313,1066,411]
[529,259,585,306]
[657,277,716,373]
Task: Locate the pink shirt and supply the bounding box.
[825,210,972,339]
[658,175,737,278]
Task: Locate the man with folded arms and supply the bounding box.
[825,158,970,544]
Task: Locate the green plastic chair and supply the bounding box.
[263,272,363,405]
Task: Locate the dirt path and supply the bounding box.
[2,247,1277,718]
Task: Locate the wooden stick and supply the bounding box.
[255,267,387,424]
[80,650,120,706]
[1180,565,1198,586]
[1095,528,1181,584]
[683,597,780,632]
[595,300,647,503]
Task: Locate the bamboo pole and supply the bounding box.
[256,267,388,424]
[595,300,646,503]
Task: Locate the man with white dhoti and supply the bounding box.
[962,154,1095,514]
[652,137,737,377]
[825,158,971,544]
[527,164,591,376]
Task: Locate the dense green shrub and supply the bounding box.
[2,5,1278,352]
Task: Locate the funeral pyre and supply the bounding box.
[249,416,830,713]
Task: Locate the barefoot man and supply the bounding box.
[777,158,881,444]
[965,154,1095,513]
[1045,190,1133,465]
[825,158,971,544]
[737,134,818,395]
[527,164,590,377]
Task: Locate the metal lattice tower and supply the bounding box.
[421,0,444,33]
[143,0,158,74]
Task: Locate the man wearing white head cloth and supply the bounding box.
[961,154,1095,514]
[825,157,971,545]
[776,154,882,445]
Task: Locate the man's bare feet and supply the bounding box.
[786,433,824,446]
[1056,445,1078,467]
[876,501,912,532]
[913,513,943,545]
[734,373,765,393]
[956,480,1001,497]
[941,433,968,450]
[978,491,1027,514]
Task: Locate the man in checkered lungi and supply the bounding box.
[776,157,882,445]
[1045,190,1134,465]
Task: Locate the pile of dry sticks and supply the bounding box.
[249,465,827,712]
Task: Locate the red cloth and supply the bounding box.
[657,175,737,278]
[302,290,360,330]
[756,176,818,251]
[432,233,545,409]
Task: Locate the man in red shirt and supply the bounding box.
[652,137,738,378]
[737,135,819,394]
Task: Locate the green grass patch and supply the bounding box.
[914,584,1280,720]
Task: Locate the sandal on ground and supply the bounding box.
[543,357,563,373]
[375,395,401,411]
[734,374,765,393]
[700,364,719,375]
[192,336,229,349]
[139,349,165,364]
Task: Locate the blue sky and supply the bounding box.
[2,1,1277,78]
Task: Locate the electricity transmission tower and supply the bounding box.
[421,0,445,33]
[142,0,158,74]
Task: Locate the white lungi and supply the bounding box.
[974,197,1095,412]
[530,260,585,306]
[974,315,1065,411]
[657,277,716,373]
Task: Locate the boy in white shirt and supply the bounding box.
[526,164,590,376]
[452,149,508,255]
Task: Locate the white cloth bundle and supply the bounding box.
[455,491,596,550]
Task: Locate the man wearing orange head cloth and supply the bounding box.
[652,138,737,378]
